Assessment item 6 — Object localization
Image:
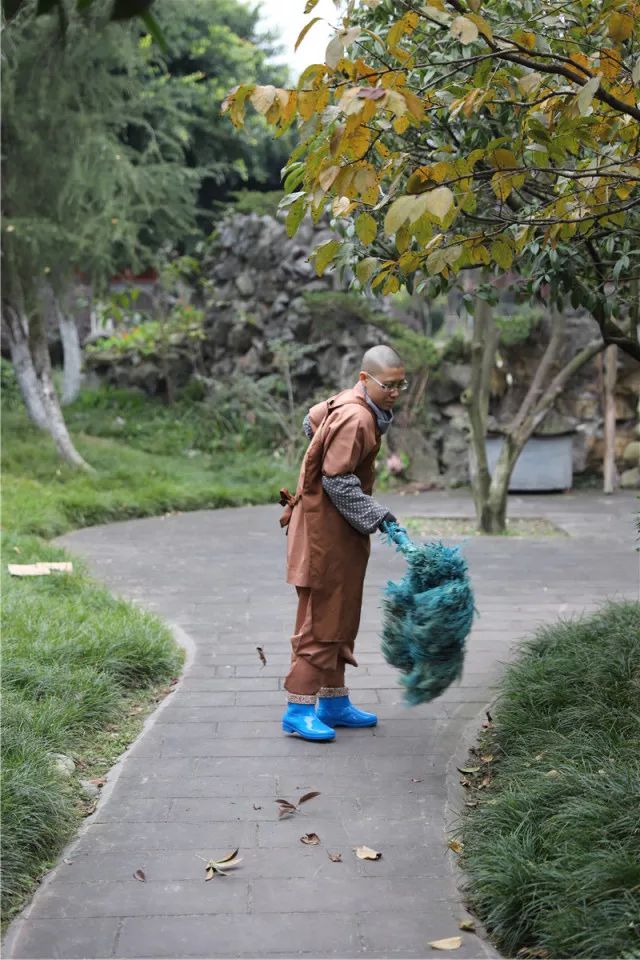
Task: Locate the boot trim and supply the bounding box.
[287,693,317,705]
[317,686,349,698]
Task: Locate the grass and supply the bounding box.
[1,383,298,925]
[459,600,640,959]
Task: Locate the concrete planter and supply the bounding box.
[485,434,574,491]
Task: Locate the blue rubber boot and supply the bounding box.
[316,691,377,728]
[282,702,335,741]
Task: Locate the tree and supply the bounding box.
[1,3,200,468]
[224,0,640,531]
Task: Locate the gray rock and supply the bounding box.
[235,272,255,297]
[80,779,101,799]
[623,440,640,465]
[50,753,75,777]
[620,466,640,489]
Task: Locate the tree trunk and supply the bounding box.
[3,300,49,429]
[603,344,618,494]
[57,295,83,405]
[465,297,605,534]
[465,291,499,529]
[29,312,93,471]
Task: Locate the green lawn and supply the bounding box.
[1,385,297,925]
[459,600,640,959]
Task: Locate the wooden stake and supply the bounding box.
[603,344,618,494]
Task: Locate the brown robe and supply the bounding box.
[282,383,381,645]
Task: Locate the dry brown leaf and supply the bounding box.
[253,803,262,811]
[410,777,424,783]
[256,646,267,666]
[354,845,382,860]
[464,799,479,808]
[459,918,476,932]
[480,754,494,763]
[298,791,321,805]
[429,936,463,950]
[447,839,463,854]
[133,869,146,882]
[300,832,320,845]
[459,777,471,788]
[328,852,342,862]
[89,777,106,787]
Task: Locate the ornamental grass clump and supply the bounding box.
[380,523,474,704]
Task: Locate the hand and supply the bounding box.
[379,511,398,530]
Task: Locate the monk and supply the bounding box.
[279,345,407,741]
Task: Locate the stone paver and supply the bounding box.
[4,491,638,959]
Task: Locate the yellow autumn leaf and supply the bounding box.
[492,148,517,170]
[598,47,622,81]
[421,186,455,221]
[356,212,377,245]
[608,12,633,42]
[429,936,463,950]
[384,196,415,235]
[394,115,411,134]
[491,238,514,270]
[295,17,322,52]
[354,166,379,204]
[383,273,401,294]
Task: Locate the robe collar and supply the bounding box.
[355,381,394,435]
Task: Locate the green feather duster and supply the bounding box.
[380,522,475,704]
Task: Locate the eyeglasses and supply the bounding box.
[367,374,409,392]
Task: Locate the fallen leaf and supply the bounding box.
[545,769,560,778]
[429,936,463,950]
[63,858,74,865]
[448,839,464,854]
[459,919,476,932]
[486,709,493,722]
[478,775,492,789]
[89,777,106,787]
[133,869,146,882]
[205,848,242,878]
[464,799,479,808]
[256,646,267,666]
[300,832,320,845]
[410,778,424,783]
[457,766,480,775]
[480,754,494,763]
[354,845,382,860]
[8,561,73,577]
[253,803,262,811]
[459,777,471,788]
[328,852,342,862]
[298,791,321,805]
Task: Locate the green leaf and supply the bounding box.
[285,196,307,238]
[111,0,154,20]
[356,212,377,245]
[304,0,319,11]
[356,257,379,283]
[76,0,96,10]
[491,239,513,270]
[3,0,25,18]
[314,239,340,276]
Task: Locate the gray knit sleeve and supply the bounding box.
[322,473,388,535]
[303,414,314,440]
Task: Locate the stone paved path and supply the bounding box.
[4,491,638,959]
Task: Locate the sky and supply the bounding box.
[256,0,339,78]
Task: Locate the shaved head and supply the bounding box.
[361,345,404,375]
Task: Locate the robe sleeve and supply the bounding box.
[322,474,388,534]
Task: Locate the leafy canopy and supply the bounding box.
[223,0,640,355]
